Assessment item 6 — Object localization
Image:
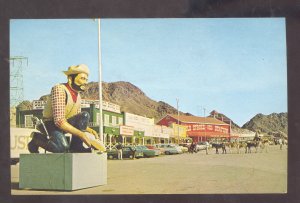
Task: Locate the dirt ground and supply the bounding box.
[11,145,287,194]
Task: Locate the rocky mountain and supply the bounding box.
[207,110,257,134]
[207,110,288,136]
[76,81,189,121]
[242,113,288,137]
[13,81,288,136]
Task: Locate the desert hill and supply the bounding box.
[13,81,287,137]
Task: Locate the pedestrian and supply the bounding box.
[130,145,136,159]
[190,141,196,153]
[116,142,123,160]
[27,64,105,153]
[278,138,283,150]
[205,140,209,155]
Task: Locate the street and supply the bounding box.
[11,145,287,194]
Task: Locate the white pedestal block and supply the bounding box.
[19,153,107,190]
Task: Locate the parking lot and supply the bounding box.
[11,145,287,194]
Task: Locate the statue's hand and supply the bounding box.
[80,132,91,147]
[86,127,99,139]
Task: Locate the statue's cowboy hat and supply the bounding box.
[63,64,90,76]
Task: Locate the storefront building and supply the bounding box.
[157,114,231,142]
[152,125,170,144]
[85,101,123,147]
[170,123,188,143]
[123,112,154,145]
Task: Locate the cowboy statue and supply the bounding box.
[28,64,105,153]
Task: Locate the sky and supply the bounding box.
[10,18,287,126]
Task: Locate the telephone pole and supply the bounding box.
[176,98,179,144]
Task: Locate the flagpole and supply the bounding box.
[97,18,104,144]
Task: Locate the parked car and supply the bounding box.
[146,145,162,155]
[107,146,143,159]
[136,145,160,157]
[178,144,189,153]
[168,144,183,154]
[154,144,181,155]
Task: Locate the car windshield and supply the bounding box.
[139,146,148,150]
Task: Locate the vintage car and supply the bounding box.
[107,146,143,159]
[146,145,162,155]
[154,144,181,155]
[136,145,160,157]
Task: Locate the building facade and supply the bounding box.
[157,114,231,142]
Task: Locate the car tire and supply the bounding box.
[165,151,170,155]
[108,155,114,159]
[129,155,133,159]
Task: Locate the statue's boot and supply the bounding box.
[27,132,55,153]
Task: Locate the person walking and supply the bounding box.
[130,145,137,159]
[278,138,283,150]
[116,142,123,160]
[205,140,209,155]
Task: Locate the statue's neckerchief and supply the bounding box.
[65,83,78,103]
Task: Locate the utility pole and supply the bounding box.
[176,98,179,144]
[229,119,232,142]
[204,107,206,141]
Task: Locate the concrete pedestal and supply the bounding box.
[19,152,107,191]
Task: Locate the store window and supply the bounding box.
[95,113,100,125]
[24,114,34,128]
[118,117,123,125]
[112,116,116,126]
[104,114,109,126]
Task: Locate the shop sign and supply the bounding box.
[185,124,229,134]
[120,125,134,136]
[125,112,154,125]
[81,99,121,113]
[159,133,169,139]
[32,100,47,110]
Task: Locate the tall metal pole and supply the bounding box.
[203,107,206,142]
[97,18,104,144]
[229,119,232,142]
[176,98,179,144]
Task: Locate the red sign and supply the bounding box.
[185,124,229,134]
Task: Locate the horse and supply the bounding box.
[259,139,270,153]
[245,140,260,153]
[211,143,226,154]
[224,141,247,154]
[235,141,247,154]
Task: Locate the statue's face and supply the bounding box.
[69,73,88,91]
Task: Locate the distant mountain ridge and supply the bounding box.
[242,112,288,137]
[14,81,288,137]
[81,81,190,121]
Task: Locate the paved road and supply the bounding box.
[11,145,287,194]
